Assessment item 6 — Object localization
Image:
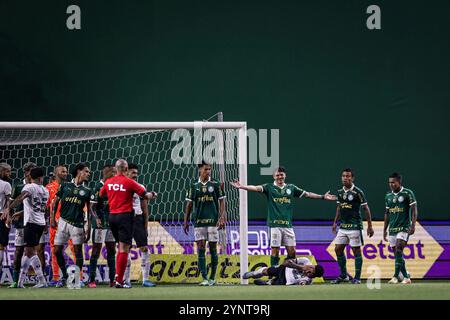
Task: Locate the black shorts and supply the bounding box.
[109,212,134,245]
[24,223,45,247]
[133,215,148,247]
[0,219,10,246]
[267,266,287,285]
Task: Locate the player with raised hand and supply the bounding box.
[5,167,49,288]
[243,257,324,286]
[100,159,157,288]
[184,161,226,286]
[0,163,12,273]
[331,168,374,284]
[8,162,36,288]
[88,164,117,288]
[52,163,92,288]
[231,166,336,267]
[384,172,418,284]
[123,163,156,287]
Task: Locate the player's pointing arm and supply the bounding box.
[230,180,263,193]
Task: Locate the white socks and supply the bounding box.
[124,254,132,283]
[30,255,46,284]
[18,256,31,286]
[141,250,150,281]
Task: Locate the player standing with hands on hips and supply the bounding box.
[100,159,157,288]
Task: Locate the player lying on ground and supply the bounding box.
[5,167,49,288]
[88,164,117,288]
[184,161,226,286]
[123,163,155,287]
[243,257,324,285]
[384,172,418,284]
[231,166,336,267]
[331,168,374,284]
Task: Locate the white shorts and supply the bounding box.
[270,227,296,247]
[54,218,85,246]
[388,232,409,247]
[92,228,115,244]
[39,229,49,244]
[15,228,24,247]
[194,226,219,242]
[335,229,363,247]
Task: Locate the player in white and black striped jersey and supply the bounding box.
[243,257,324,286]
[5,167,49,288]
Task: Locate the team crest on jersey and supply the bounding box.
[74,189,79,195]
[202,187,207,193]
[208,186,214,193]
[286,189,292,195]
[347,194,354,201]
[398,196,404,203]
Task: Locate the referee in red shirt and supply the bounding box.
[100,159,157,288]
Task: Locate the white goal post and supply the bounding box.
[0,121,249,284]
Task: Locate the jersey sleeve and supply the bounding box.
[261,183,269,195]
[90,185,99,203]
[293,185,306,198]
[3,182,11,196]
[21,183,31,194]
[129,179,146,197]
[358,189,368,206]
[336,190,341,204]
[217,182,226,200]
[55,183,64,198]
[186,184,195,202]
[385,194,390,209]
[407,189,417,206]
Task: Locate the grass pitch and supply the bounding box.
[1,281,449,300]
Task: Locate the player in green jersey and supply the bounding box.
[331,168,374,284]
[231,166,336,267]
[88,164,117,288]
[51,163,92,288]
[184,161,226,286]
[384,172,418,284]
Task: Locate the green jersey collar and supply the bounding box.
[273,182,286,189]
[343,184,355,192]
[392,186,404,195]
[71,179,83,188]
[198,176,211,185]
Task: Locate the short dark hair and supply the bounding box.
[71,162,89,177]
[275,166,286,174]
[128,163,139,171]
[314,265,324,278]
[389,172,402,183]
[198,161,211,169]
[102,164,114,170]
[30,167,45,180]
[342,168,354,177]
[23,162,37,172]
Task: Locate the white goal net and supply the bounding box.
[0,122,248,284]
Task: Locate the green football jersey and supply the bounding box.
[56,181,91,228]
[90,181,110,229]
[186,178,225,227]
[336,185,367,230]
[262,183,305,228]
[385,187,417,234]
[11,181,26,229]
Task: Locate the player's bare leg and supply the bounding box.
[270,246,280,266]
[331,244,351,284]
[286,246,296,260]
[208,242,218,286]
[197,239,209,286]
[351,246,362,284]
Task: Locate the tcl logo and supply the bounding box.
[107,184,126,191]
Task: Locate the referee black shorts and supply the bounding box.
[24,223,45,247]
[133,214,148,247]
[0,219,10,247]
[109,212,134,245]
